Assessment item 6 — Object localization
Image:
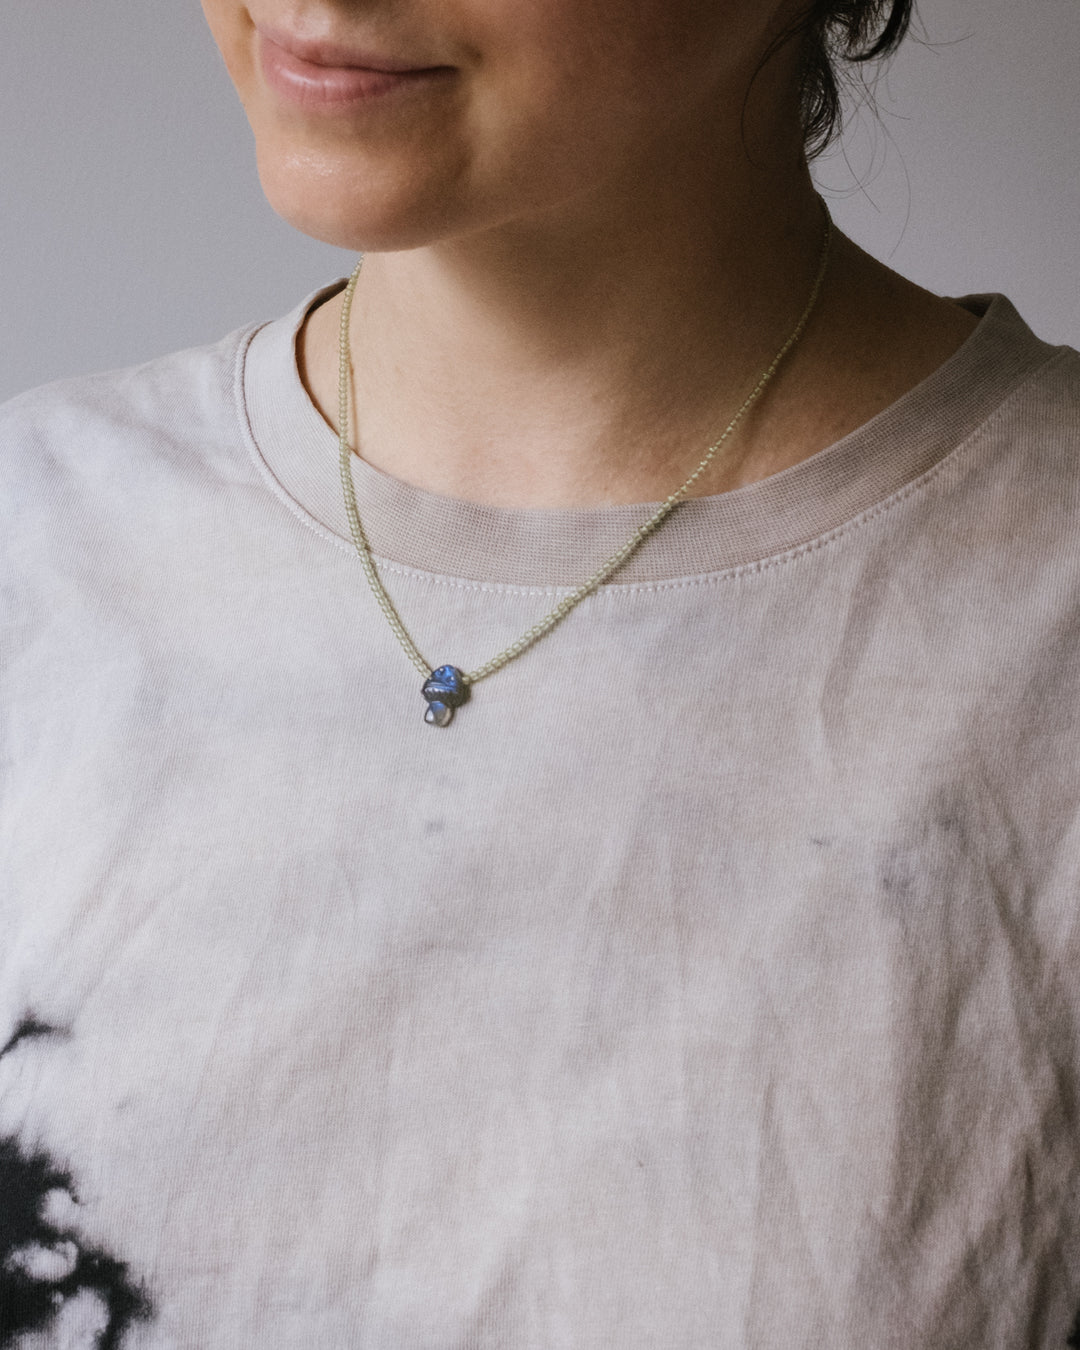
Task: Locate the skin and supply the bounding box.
[202,0,978,508]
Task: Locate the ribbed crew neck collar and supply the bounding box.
[239,280,1056,588]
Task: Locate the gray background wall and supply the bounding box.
[1,0,1077,403]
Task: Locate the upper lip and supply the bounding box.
[255,23,441,72]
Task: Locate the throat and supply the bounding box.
[296,231,978,510]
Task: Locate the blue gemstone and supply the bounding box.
[421,664,468,726]
[421,665,468,707]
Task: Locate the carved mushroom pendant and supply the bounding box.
[421,664,470,727]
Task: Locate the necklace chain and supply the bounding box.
[337,209,833,690]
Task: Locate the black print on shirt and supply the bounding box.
[0,1015,56,1060]
[0,1138,154,1349]
[1067,1306,1080,1348]
[0,1020,154,1348]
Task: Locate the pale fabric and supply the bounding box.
[2,283,1080,1349]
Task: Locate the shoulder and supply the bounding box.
[870,296,1080,640]
[0,320,262,514]
[955,294,1080,441]
[0,319,274,652]
[917,296,1080,538]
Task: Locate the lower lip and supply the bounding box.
[257,34,448,109]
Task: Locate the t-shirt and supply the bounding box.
[1,282,1079,1350]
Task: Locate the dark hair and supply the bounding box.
[784,0,917,156]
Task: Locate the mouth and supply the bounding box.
[255,24,454,108]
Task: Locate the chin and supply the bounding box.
[254,137,469,254]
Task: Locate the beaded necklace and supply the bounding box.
[337,210,832,726]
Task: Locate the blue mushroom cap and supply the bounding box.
[422,664,468,706]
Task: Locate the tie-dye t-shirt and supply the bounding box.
[2,285,1080,1349]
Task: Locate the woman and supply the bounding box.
[1,0,1078,1346]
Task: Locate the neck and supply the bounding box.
[300,159,976,509]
